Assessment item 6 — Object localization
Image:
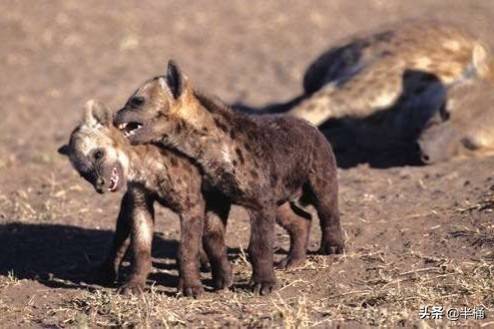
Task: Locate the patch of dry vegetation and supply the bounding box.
[19,252,490,328]
[2,157,493,327]
[457,188,494,214]
[0,177,79,223]
[324,258,493,326]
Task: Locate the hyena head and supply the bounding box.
[58,100,130,194]
[418,120,461,164]
[115,60,204,145]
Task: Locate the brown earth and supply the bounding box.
[1,1,493,327]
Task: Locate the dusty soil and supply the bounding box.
[1,1,493,327]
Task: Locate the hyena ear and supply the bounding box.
[472,43,489,76]
[83,99,112,127]
[57,144,71,157]
[165,60,187,99]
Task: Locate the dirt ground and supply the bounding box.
[1,1,494,328]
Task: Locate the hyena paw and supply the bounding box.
[276,255,306,270]
[319,238,344,255]
[178,278,204,298]
[117,280,145,295]
[199,257,211,273]
[212,266,233,290]
[250,277,277,296]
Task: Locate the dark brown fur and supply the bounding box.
[114,62,344,295]
[60,100,313,296]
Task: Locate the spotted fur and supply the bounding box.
[418,80,494,163]
[60,100,315,296]
[115,62,344,295]
[289,21,494,127]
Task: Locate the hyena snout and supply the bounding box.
[90,161,125,194]
[418,122,460,164]
[95,177,106,194]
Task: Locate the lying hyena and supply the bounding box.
[115,61,344,295]
[59,100,315,296]
[287,21,494,127]
[418,80,494,163]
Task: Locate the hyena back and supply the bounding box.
[289,21,494,127]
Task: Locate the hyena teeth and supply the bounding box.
[108,167,119,191]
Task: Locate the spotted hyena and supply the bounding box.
[59,100,315,296]
[287,21,494,129]
[114,61,344,295]
[418,80,494,163]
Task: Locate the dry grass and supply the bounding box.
[0,271,20,290]
[2,179,493,327]
[0,175,81,223]
[57,289,185,328]
[10,253,487,328]
[324,260,493,326]
[456,188,494,214]
[1,150,494,328]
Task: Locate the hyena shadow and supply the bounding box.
[234,69,448,169]
[0,222,182,292]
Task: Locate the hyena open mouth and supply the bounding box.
[108,167,120,192]
[118,122,142,137]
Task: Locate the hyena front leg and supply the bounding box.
[95,192,133,285]
[118,190,155,295]
[177,203,205,297]
[248,207,277,295]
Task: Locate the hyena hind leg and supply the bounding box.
[203,198,233,290]
[275,202,312,269]
[199,245,211,272]
[307,170,344,255]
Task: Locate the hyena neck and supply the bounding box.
[162,92,255,176]
[125,144,169,185]
[125,148,144,181]
[113,133,152,183]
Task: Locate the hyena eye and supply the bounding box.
[130,96,145,107]
[93,149,105,161]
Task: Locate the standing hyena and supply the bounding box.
[287,21,494,128]
[114,61,344,295]
[59,100,316,296]
[418,80,494,163]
